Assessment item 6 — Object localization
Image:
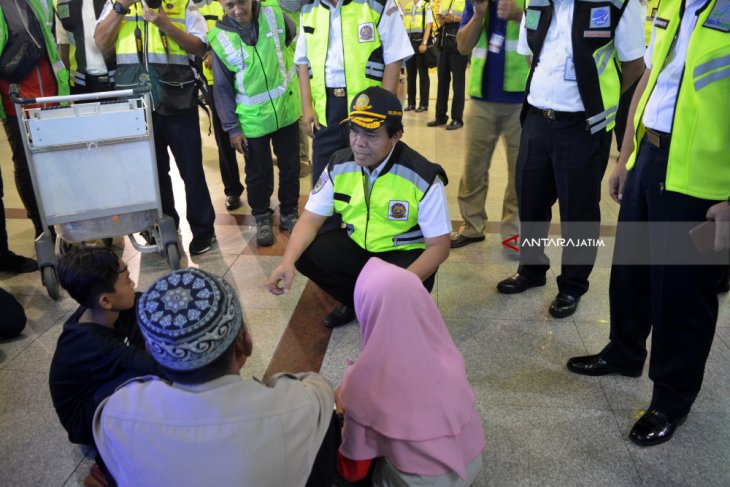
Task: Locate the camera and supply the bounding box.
[146,0,163,9]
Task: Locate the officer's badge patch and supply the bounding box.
[57,4,70,18]
[312,171,328,194]
[589,7,611,28]
[525,9,541,30]
[704,0,730,32]
[388,201,409,221]
[358,23,375,42]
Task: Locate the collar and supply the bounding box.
[172,374,242,393]
[362,143,398,179]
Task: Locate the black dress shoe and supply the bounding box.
[323,305,356,328]
[0,251,38,274]
[567,353,642,377]
[426,118,447,127]
[629,409,687,447]
[225,195,242,211]
[415,106,428,113]
[548,293,580,318]
[450,233,485,249]
[446,120,464,130]
[496,273,547,294]
[404,105,416,111]
[718,279,730,293]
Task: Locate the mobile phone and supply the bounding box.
[689,220,716,253]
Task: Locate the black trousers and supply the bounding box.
[305,412,340,487]
[601,139,726,418]
[406,51,430,108]
[516,109,612,297]
[2,118,42,236]
[0,287,26,339]
[434,48,467,123]
[152,110,216,240]
[244,121,300,217]
[209,89,244,198]
[295,229,436,309]
[311,93,350,185]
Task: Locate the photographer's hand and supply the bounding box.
[142,2,172,31]
[230,134,248,155]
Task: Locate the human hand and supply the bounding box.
[443,13,455,23]
[263,263,296,295]
[301,105,320,138]
[706,202,730,251]
[142,1,170,30]
[418,43,427,53]
[229,134,248,155]
[334,387,344,414]
[608,163,628,204]
[203,52,212,69]
[496,0,515,20]
[473,0,489,17]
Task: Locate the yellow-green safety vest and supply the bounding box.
[301,0,387,126]
[403,0,430,34]
[329,142,446,252]
[0,0,69,119]
[644,0,661,45]
[468,0,528,96]
[627,0,730,201]
[209,0,302,138]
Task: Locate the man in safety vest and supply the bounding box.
[96,0,217,255]
[450,0,527,252]
[294,0,413,189]
[496,0,645,318]
[568,0,730,446]
[196,0,245,213]
[208,0,301,247]
[265,87,451,328]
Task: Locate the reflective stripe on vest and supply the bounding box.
[627,0,730,200]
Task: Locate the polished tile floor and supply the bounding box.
[1,75,728,486]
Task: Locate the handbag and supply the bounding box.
[436,0,459,51]
[425,43,440,69]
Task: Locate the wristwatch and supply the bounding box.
[113,1,129,15]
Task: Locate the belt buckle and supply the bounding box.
[646,129,660,148]
[333,88,346,97]
[543,109,556,120]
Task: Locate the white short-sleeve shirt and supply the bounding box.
[517,0,645,112]
[294,0,414,87]
[305,148,452,238]
[56,0,109,76]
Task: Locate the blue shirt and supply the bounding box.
[460,0,524,104]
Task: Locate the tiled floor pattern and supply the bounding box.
[1,73,729,486]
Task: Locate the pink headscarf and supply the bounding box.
[339,258,485,479]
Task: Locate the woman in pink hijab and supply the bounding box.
[337,258,485,486]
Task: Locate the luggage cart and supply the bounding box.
[11,87,181,300]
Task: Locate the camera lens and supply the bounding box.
[146,0,163,8]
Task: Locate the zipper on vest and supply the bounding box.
[363,171,376,251]
[253,45,280,129]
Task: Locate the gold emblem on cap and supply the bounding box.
[353,94,372,111]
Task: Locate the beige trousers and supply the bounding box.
[457,99,521,240]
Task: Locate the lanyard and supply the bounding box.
[133,9,171,69]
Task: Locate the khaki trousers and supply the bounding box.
[457,100,521,239]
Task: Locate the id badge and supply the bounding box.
[564,57,577,81]
[488,32,505,54]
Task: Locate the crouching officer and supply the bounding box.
[264,87,451,328]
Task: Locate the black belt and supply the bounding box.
[645,127,671,149]
[529,105,585,121]
[326,87,347,98]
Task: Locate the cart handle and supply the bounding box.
[9,86,151,106]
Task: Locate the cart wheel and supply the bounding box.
[166,243,181,271]
[42,266,60,300]
[102,238,114,247]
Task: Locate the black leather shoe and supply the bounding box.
[427,118,447,127]
[450,233,485,249]
[415,106,428,113]
[0,251,38,274]
[567,353,642,377]
[404,105,416,111]
[446,120,464,130]
[718,278,730,293]
[496,273,546,294]
[548,293,580,318]
[629,409,687,447]
[225,195,242,211]
[323,305,356,328]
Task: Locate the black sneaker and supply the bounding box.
[279,212,298,232]
[189,235,217,255]
[255,213,274,247]
[0,251,38,274]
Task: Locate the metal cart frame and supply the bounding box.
[11,88,181,299]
